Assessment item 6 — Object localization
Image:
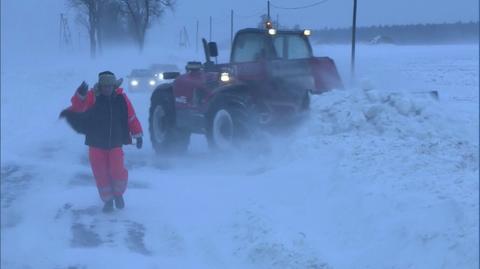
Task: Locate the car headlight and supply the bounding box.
[131,80,139,86]
[149,80,156,86]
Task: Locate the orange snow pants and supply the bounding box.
[89,147,128,202]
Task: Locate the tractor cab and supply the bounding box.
[230,28,313,63]
[201,26,342,94]
[201,27,313,67]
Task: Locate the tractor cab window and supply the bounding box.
[232,33,271,63]
[273,34,312,60]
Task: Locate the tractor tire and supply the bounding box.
[301,91,311,111]
[206,94,255,150]
[149,86,190,154]
[299,91,311,120]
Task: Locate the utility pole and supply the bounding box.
[179,30,182,48]
[267,1,271,21]
[276,14,279,28]
[351,0,358,81]
[209,16,212,41]
[196,20,199,53]
[59,14,62,49]
[179,26,190,48]
[231,9,234,47]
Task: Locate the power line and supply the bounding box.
[270,0,329,10]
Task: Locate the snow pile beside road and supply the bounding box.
[290,87,478,168]
[223,84,478,269]
[307,88,450,138]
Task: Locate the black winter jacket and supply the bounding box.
[63,93,132,149]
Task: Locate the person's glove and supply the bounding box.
[77,81,89,97]
[136,137,143,149]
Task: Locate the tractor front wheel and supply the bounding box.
[206,95,254,151]
[149,86,190,154]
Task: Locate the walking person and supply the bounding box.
[60,71,143,213]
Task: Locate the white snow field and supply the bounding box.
[1,37,478,269]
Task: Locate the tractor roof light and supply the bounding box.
[304,29,311,36]
[268,28,277,36]
[265,20,273,29]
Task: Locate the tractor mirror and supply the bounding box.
[162,72,180,79]
[208,42,218,57]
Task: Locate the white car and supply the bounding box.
[127,69,157,92]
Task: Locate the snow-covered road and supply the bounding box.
[1,45,478,269]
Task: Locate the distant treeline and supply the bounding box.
[311,22,479,45]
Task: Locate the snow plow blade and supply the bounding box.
[310,57,344,94]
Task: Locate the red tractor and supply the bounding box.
[149,27,343,153]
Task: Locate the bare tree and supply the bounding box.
[69,0,102,58]
[121,0,175,52]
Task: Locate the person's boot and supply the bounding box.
[102,199,114,213]
[114,195,125,209]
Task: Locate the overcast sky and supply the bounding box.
[168,0,479,28]
[1,0,479,55]
[154,0,479,44]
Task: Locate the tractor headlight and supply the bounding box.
[220,72,230,82]
[268,28,277,35]
[149,80,156,86]
[304,29,311,36]
[131,80,139,86]
[157,73,164,80]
